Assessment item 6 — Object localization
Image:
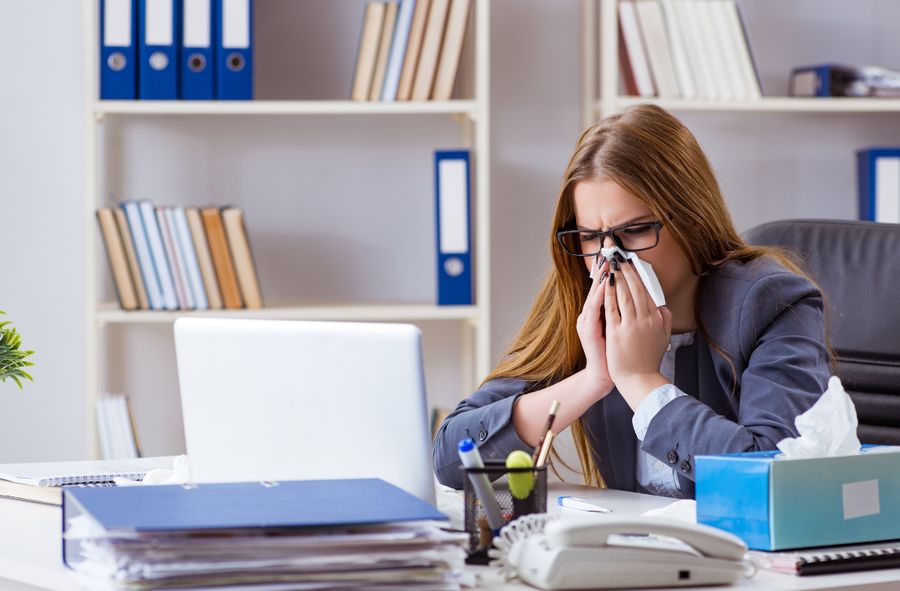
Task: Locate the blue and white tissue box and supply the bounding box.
[695,446,900,550]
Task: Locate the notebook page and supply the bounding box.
[0,456,177,487]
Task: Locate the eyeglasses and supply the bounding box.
[556,220,663,257]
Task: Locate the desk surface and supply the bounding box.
[4,483,900,591]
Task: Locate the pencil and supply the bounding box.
[536,430,556,467]
[532,400,560,465]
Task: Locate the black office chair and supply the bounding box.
[744,219,900,445]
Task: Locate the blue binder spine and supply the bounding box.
[100,0,138,99]
[215,0,253,100]
[857,147,900,222]
[789,64,834,97]
[434,150,473,306]
[181,0,215,99]
[138,0,180,99]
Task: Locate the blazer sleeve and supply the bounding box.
[432,377,534,489]
[640,271,830,481]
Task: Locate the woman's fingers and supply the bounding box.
[581,257,603,315]
[613,258,637,321]
[604,266,620,326]
[620,257,655,317]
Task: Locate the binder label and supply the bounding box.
[223,0,250,48]
[438,159,468,254]
[184,0,211,47]
[146,0,174,45]
[104,0,132,46]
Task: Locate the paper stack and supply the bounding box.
[63,479,468,590]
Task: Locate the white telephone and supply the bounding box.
[500,515,751,590]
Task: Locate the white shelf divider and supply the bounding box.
[96,303,480,325]
[96,100,480,118]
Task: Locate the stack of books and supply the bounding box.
[63,479,468,590]
[97,202,262,312]
[352,0,472,102]
[618,0,761,100]
[96,393,141,460]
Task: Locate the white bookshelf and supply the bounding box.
[582,0,900,123]
[84,1,491,458]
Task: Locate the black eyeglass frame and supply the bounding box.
[556,220,664,257]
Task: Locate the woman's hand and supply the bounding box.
[576,259,614,401]
[604,257,672,409]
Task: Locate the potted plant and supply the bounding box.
[0,311,34,388]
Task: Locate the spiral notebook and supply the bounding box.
[752,540,900,575]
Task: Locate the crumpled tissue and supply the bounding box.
[590,246,666,307]
[114,455,191,486]
[776,376,861,459]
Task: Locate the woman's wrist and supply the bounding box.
[578,368,614,402]
[615,372,669,410]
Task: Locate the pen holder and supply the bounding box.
[462,460,548,564]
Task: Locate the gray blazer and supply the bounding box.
[432,257,830,498]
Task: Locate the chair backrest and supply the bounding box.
[744,219,900,445]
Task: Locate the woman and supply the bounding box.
[433,104,830,498]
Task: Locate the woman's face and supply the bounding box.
[571,179,695,300]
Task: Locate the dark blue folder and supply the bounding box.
[63,478,444,535]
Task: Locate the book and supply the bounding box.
[201,207,243,309]
[221,206,263,309]
[711,0,747,99]
[659,0,695,99]
[410,0,450,100]
[723,0,762,98]
[0,456,176,505]
[113,207,149,309]
[618,0,655,97]
[679,0,715,100]
[186,207,223,309]
[431,0,470,101]
[752,540,900,575]
[396,0,431,100]
[857,148,900,223]
[122,201,164,310]
[351,2,387,101]
[96,207,139,311]
[172,206,208,310]
[370,1,399,100]
[139,200,178,310]
[694,0,731,99]
[381,0,417,101]
[158,207,191,309]
[634,0,679,98]
[97,394,140,460]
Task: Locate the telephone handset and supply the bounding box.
[506,516,751,590]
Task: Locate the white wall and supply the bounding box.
[1,0,896,460]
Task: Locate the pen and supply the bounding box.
[536,430,556,467]
[532,400,560,465]
[457,438,505,531]
[557,495,612,513]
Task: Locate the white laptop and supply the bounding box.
[173,317,435,503]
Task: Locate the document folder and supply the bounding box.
[215,0,253,100]
[100,0,138,99]
[181,0,215,99]
[62,478,446,567]
[139,0,180,99]
[434,150,473,305]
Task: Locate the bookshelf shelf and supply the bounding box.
[608,97,900,114]
[96,303,480,325]
[96,100,480,118]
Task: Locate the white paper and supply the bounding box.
[439,159,468,254]
[146,0,173,46]
[600,246,666,307]
[223,0,250,49]
[843,479,880,520]
[183,0,211,47]
[776,376,862,459]
[103,0,131,47]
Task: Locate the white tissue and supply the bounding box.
[776,376,861,459]
[599,246,666,307]
[113,455,191,486]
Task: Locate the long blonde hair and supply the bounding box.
[484,104,813,487]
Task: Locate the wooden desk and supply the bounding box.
[3,485,900,590]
